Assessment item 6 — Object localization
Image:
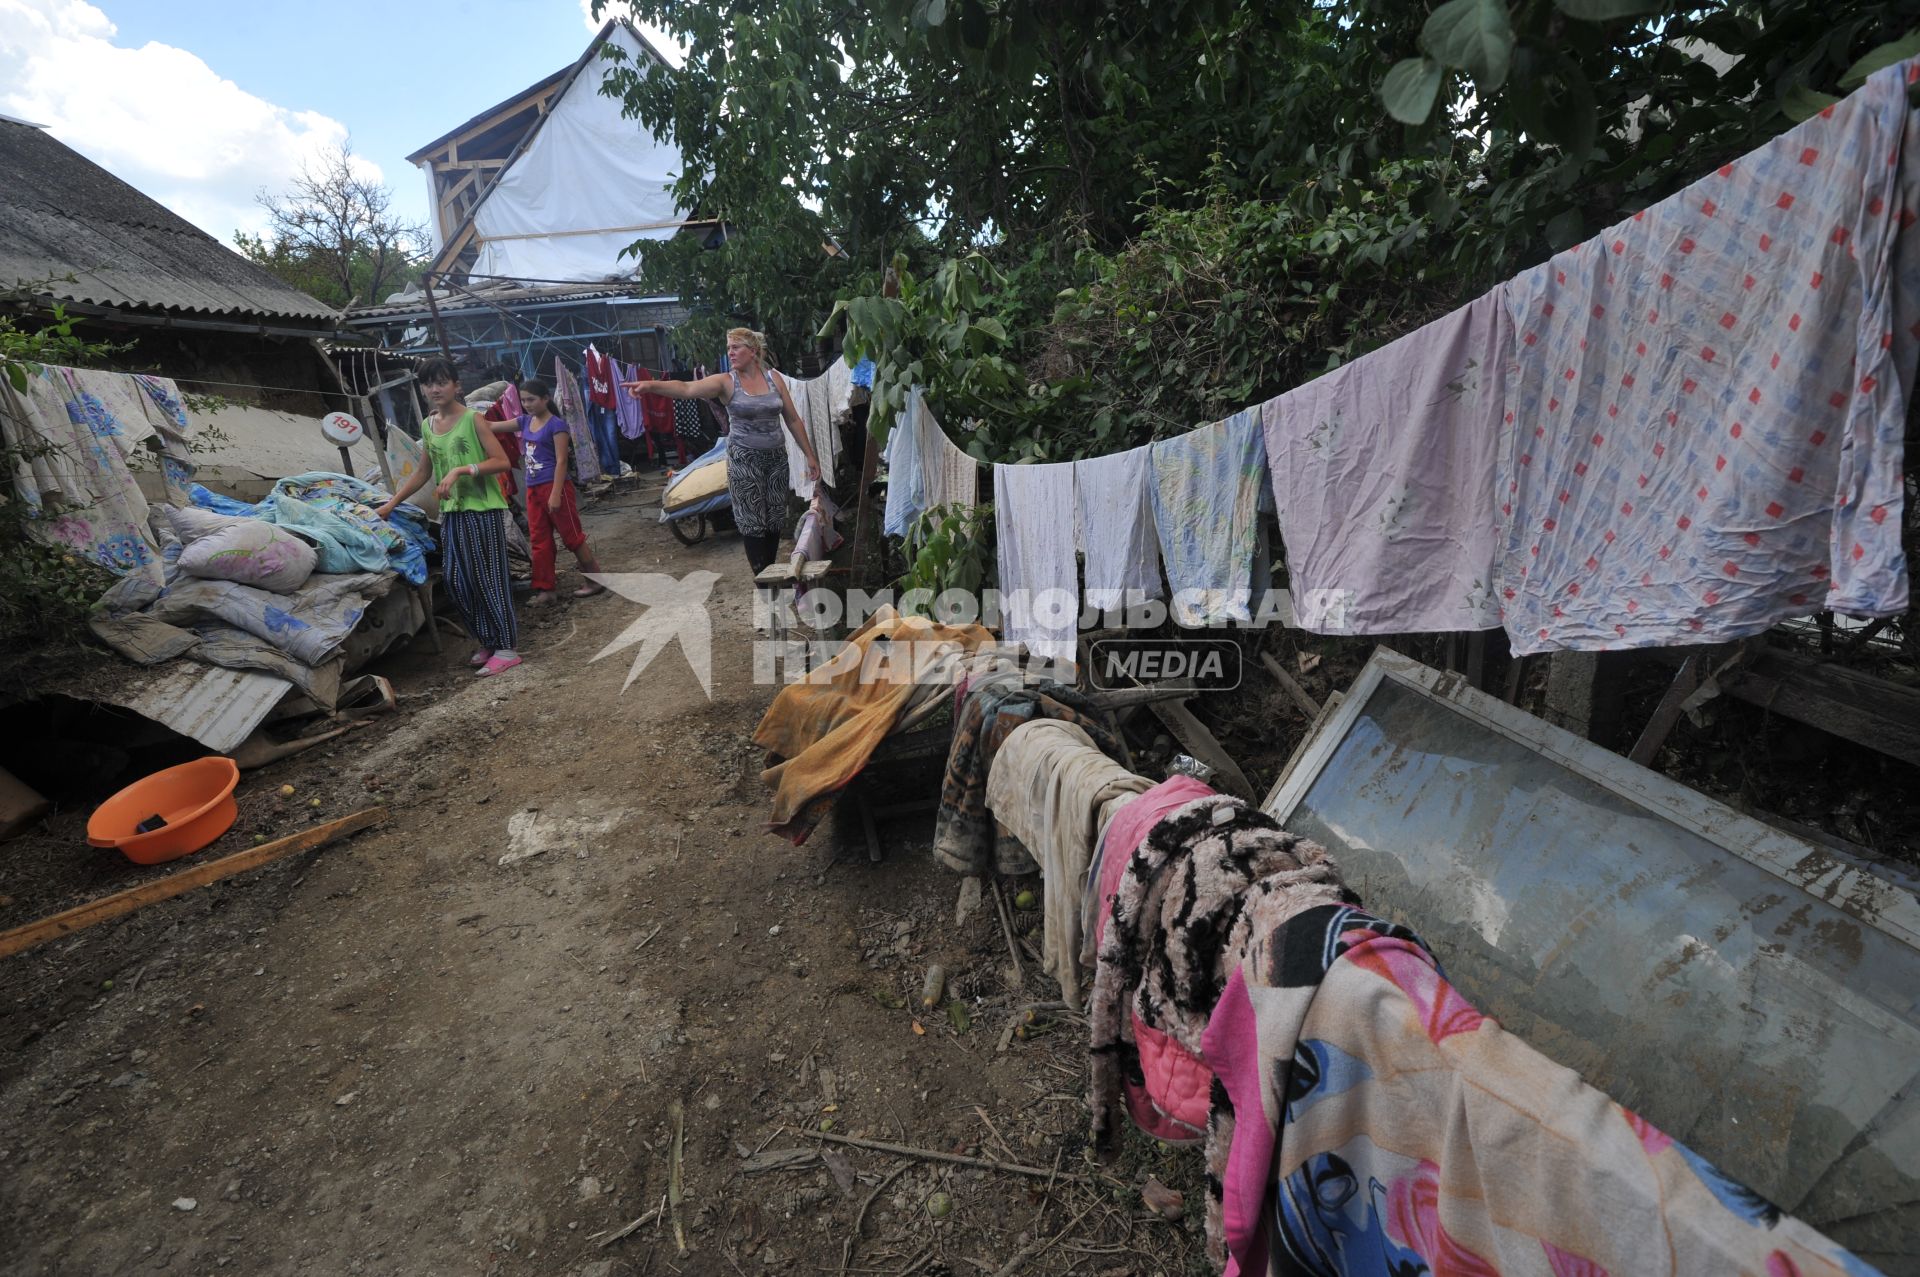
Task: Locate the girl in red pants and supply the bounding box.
[492,377,606,606]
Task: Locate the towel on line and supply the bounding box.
[1261,293,1506,635]
[1149,409,1270,625]
[994,460,1080,666]
[1075,444,1162,610]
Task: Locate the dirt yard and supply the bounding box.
[0,483,1209,1277]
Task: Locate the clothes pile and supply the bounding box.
[958,723,1881,1277]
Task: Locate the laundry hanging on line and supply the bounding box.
[552,357,600,483]
[1494,57,1917,653]
[1261,292,1507,636]
[613,361,646,441]
[905,64,1916,656]
[994,460,1081,664]
[1149,409,1270,626]
[1075,444,1162,610]
[882,386,978,535]
[781,356,851,499]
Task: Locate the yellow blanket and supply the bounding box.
[756,609,994,839]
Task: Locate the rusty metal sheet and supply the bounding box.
[1266,649,1920,1271]
[94,664,293,754]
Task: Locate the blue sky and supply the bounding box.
[1,0,679,243]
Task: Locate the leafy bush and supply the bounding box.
[899,501,995,600]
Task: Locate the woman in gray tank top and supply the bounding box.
[627,328,822,584]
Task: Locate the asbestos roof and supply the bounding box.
[0,118,341,325]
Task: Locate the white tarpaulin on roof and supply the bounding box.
[470,25,683,283]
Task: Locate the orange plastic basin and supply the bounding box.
[87,757,240,865]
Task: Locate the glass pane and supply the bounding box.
[1284,676,1920,1262]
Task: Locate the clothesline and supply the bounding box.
[892,56,1917,659]
[42,369,382,403]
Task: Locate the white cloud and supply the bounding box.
[0,0,376,242]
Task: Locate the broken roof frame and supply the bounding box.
[418,18,695,283]
[1264,647,1920,947]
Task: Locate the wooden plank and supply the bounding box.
[1844,618,1890,654]
[429,220,481,281]
[1715,648,1920,767]
[1083,686,1199,712]
[0,809,387,960]
[476,219,698,244]
[1258,652,1322,720]
[440,93,549,156]
[436,171,478,228]
[1149,699,1256,801]
[754,561,832,586]
[1628,652,1703,767]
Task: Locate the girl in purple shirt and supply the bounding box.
[489,377,605,605]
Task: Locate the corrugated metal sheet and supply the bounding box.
[344,281,643,321]
[101,665,294,754]
[0,119,340,323]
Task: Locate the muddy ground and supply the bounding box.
[0,482,1215,1277]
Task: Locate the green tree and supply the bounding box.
[593,0,1920,453]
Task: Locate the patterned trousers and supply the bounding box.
[441,509,519,652]
[728,443,790,538]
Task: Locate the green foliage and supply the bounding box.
[1,301,100,393]
[596,0,1920,475]
[824,253,1031,446]
[822,153,1465,463]
[899,501,994,599]
[1371,3,1920,285]
[1043,156,1465,448]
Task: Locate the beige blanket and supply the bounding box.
[985,719,1150,1010]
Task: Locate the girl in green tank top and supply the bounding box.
[375,360,523,676]
[420,410,509,513]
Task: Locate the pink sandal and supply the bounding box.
[476,653,522,677]
[469,648,492,667]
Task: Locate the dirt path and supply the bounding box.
[0,485,1205,1276]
